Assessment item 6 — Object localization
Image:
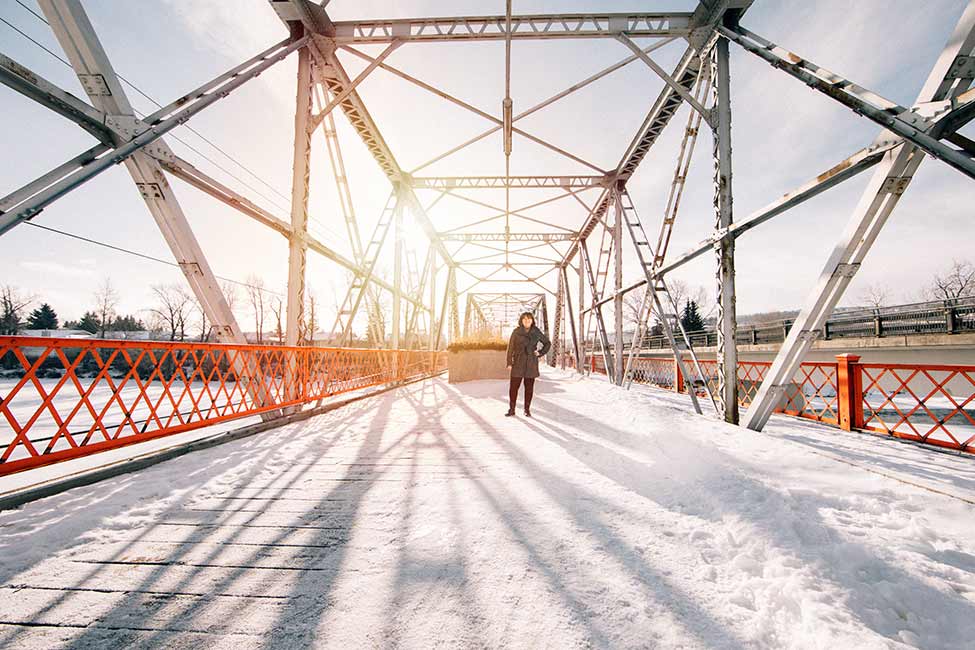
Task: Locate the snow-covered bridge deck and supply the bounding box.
[1,369,975,648]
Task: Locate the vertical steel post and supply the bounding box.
[428,258,438,350]
[449,269,461,341]
[286,46,312,349]
[392,189,404,349]
[613,187,625,386]
[836,353,862,431]
[563,267,582,371]
[552,270,564,366]
[434,266,452,349]
[712,37,739,424]
[578,261,586,373]
[580,240,615,380]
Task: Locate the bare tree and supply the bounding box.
[927,260,975,301]
[269,296,284,344]
[245,275,267,343]
[0,285,32,335]
[621,280,710,332]
[306,289,319,345]
[222,281,239,313]
[93,278,119,337]
[622,289,648,332]
[144,311,167,340]
[859,283,890,309]
[196,280,241,342]
[150,284,192,341]
[666,279,712,320]
[195,301,211,342]
[367,284,392,346]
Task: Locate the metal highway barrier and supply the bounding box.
[0,336,447,476]
[639,297,975,350]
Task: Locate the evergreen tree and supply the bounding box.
[77,311,100,334]
[26,303,58,329]
[680,299,705,333]
[112,314,144,331]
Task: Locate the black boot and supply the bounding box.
[524,406,531,418]
[505,406,516,417]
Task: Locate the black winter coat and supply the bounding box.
[506,325,551,378]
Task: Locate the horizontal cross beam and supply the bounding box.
[330,13,693,43]
[439,232,577,242]
[411,175,607,189]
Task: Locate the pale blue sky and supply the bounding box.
[1,1,972,331]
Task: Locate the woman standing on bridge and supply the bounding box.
[506,311,551,418]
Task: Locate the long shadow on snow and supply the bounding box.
[439,381,752,649]
[525,395,975,645]
[0,397,379,648]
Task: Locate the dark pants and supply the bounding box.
[509,377,535,410]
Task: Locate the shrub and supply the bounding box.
[447,337,507,353]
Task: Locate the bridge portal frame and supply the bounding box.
[1,0,973,434]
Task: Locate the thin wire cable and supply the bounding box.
[8,2,293,210]
[24,222,284,297]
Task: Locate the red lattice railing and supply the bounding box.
[0,336,447,476]
[583,351,972,454]
[858,363,975,452]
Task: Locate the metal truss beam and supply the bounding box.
[617,34,712,123]
[0,51,113,144]
[560,1,754,270]
[439,232,577,242]
[720,24,975,181]
[341,47,605,176]
[561,266,582,371]
[580,240,614,380]
[0,33,305,235]
[308,40,402,130]
[711,36,738,424]
[411,175,606,189]
[272,2,454,269]
[743,1,975,431]
[157,157,423,307]
[616,188,707,413]
[26,0,296,360]
[407,38,676,175]
[441,188,583,234]
[286,45,312,347]
[561,46,700,268]
[329,13,694,44]
[582,138,903,314]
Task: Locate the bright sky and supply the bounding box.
[1,1,973,333]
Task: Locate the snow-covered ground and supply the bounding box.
[0,367,973,648]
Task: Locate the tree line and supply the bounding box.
[1,275,323,344]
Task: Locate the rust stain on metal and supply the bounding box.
[817,158,852,182]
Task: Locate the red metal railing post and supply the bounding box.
[674,356,684,393]
[836,354,862,431]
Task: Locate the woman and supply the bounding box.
[505,311,551,418]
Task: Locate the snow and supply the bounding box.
[0,367,974,648]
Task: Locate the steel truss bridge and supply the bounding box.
[2,0,975,479]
